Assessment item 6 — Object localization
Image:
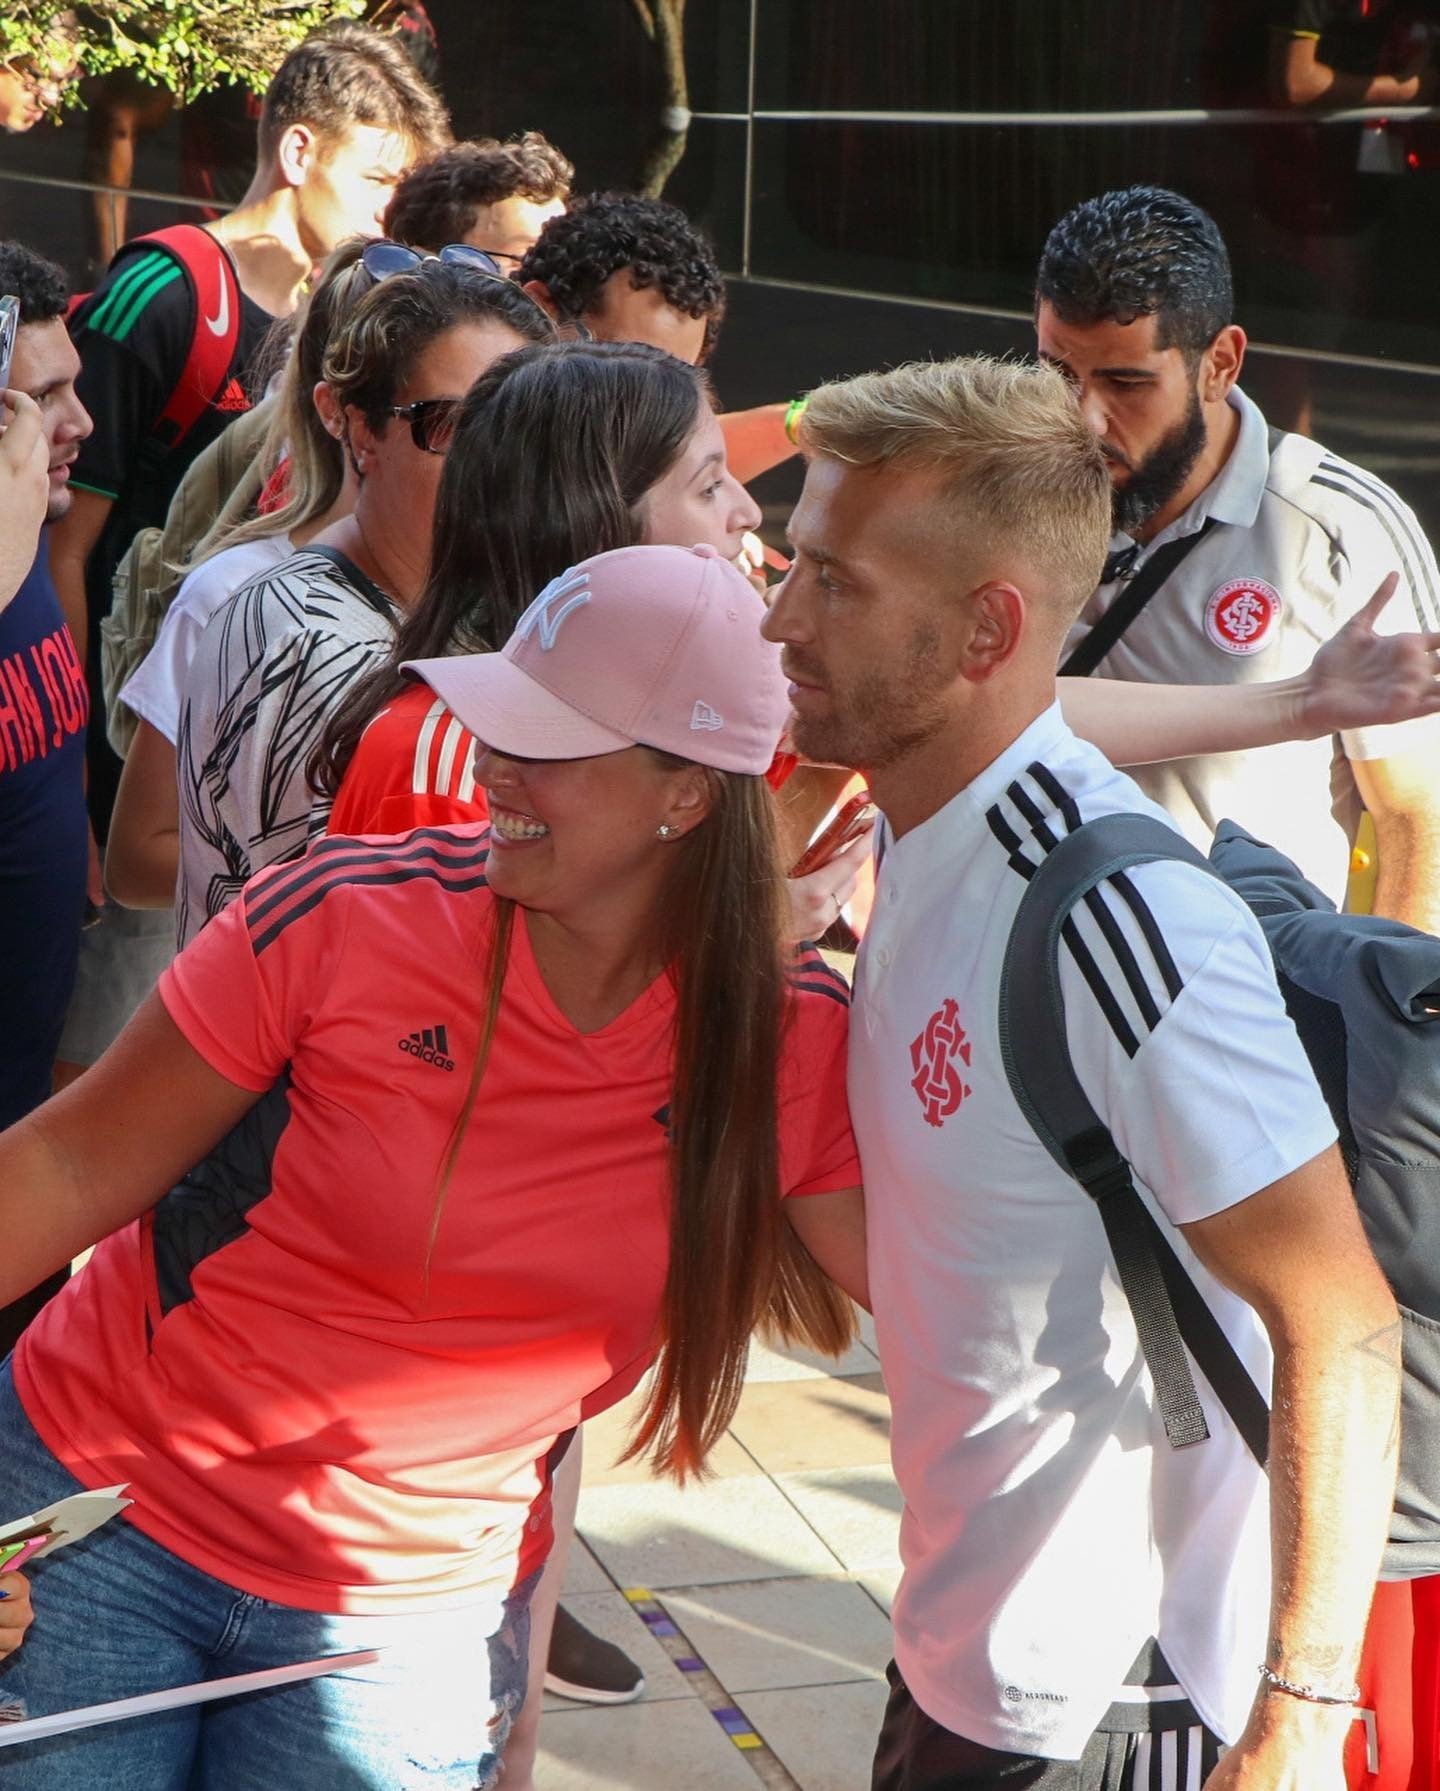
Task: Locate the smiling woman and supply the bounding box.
[0,542,864,1790]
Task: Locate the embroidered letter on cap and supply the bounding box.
[514,567,591,651]
[690,700,723,731]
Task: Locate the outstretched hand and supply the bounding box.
[0,390,48,616]
[1301,572,1440,736]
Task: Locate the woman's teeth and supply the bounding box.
[492,808,550,842]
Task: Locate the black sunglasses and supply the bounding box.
[387,395,463,455]
[361,240,507,284]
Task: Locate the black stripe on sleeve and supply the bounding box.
[1006,779,1164,1035]
[244,827,490,934]
[1313,462,1440,631]
[250,862,491,956]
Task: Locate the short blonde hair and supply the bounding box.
[800,356,1111,621]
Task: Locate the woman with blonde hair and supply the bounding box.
[105,236,374,910]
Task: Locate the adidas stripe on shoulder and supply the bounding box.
[245,828,490,955]
[1309,455,1440,631]
[790,942,851,1009]
[987,761,1188,1059]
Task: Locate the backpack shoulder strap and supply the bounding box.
[1061,518,1219,678]
[133,224,244,449]
[997,811,1271,1464]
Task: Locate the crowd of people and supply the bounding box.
[1,16,1439,1791]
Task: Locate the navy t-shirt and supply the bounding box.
[0,540,90,1127]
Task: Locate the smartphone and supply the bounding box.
[789,789,876,878]
[0,295,19,393]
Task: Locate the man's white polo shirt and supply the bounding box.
[1065,387,1440,903]
[851,704,1337,1759]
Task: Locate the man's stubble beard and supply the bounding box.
[1110,386,1207,536]
[790,624,948,774]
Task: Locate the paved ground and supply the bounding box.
[535,1308,898,1791]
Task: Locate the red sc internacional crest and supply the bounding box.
[1204,577,1282,656]
[910,998,973,1128]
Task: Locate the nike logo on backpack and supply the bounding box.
[203,280,230,338]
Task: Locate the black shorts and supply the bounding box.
[872,1648,1223,1791]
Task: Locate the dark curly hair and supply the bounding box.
[0,240,68,325]
[518,192,726,361]
[1035,186,1233,361]
[384,133,573,253]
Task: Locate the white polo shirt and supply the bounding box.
[852,704,1336,1759]
[1065,388,1440,903]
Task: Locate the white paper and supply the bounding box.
[0,1486,131,1559]
[0,1650,382,1746]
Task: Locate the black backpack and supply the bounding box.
[1000,814,1440,1578]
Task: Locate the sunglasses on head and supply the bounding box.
[361,240,508,284]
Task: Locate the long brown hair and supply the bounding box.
[311,341,707,799]
[433,758,856,1481]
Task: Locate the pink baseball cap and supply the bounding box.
[403,543,788,775]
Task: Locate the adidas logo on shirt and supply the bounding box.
[398,1024,455,1072]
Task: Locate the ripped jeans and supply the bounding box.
[0,1359,534,1790]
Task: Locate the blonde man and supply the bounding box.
[762,356,1398,1791]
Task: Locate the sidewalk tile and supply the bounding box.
[559,1536,612,1595]
[745,1331,879,1384]
[540,1588,694,1711]
[856,1565,901,1614]
[537,1697,760,1790]
[580,1386,757,1486]
[578,1473,842,1587]
[726,1373,890,1475]
[738,1681,890,1791]
[774,1466,903,1574]
[661,1576,892,1691]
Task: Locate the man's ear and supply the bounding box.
[1201,324,1246,404]
[275,122,317,191]
[961,582,1026,685]
[521,279,560,321]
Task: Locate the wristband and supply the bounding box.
[1257,1664,1360,1707]
[783,395,809,446]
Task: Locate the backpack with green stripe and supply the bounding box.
[69,223,245,462]
[70,225,253,757]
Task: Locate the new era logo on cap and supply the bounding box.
[690,700,723,731]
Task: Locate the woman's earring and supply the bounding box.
[656,823,680,840]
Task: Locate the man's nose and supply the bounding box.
[1077,384,1108,440]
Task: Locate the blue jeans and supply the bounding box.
[0,1360,533,1789]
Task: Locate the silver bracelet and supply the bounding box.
[1258,1664,1361,1707]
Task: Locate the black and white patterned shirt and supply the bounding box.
[175,545,399,948]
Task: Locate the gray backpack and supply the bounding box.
[1001,814,1440,1577]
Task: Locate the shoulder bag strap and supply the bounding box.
[1061,517,1219,678]
[137,224,244,449]
[997,811,1270,1465]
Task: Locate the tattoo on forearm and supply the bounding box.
[1268,1637,1358,1681]
[1354,1320,1403,1458]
